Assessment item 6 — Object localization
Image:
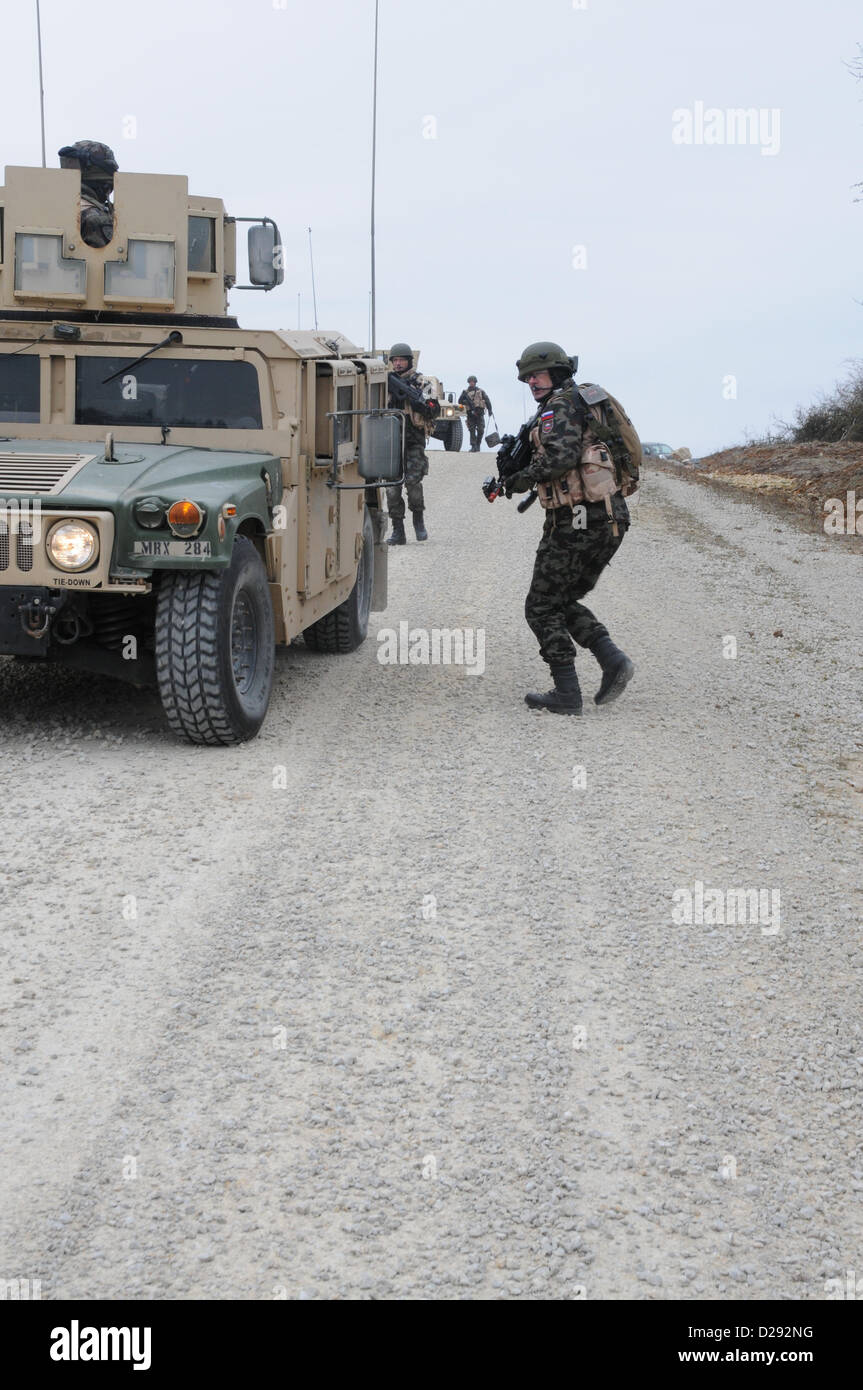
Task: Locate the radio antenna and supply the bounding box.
[308,226,318,330]
[35,0,47,167]
[370,0,380,352]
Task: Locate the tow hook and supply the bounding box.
[20,596,61,640]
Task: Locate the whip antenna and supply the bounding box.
[308,226,318,330]
[370,0,379,352]
[35,0,47,167]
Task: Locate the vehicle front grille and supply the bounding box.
[16,523,34,572]
[0,452,94,496]
[0,511,41,577]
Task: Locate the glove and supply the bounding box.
[504,470,529,496]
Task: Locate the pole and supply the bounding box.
[308,226,318,330]
[370,0,379,353]
[297,292,301,329]
[35,0,47,168]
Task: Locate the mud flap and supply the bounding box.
[371,541,388,613]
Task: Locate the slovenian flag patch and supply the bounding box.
[541,411,555,434]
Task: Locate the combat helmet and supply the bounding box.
[388,342,414,367]
[516,341,577,382]
[58,140,119,187]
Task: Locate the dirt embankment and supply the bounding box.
[658,441,863,543]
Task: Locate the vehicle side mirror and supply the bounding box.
[358,414,403,481]
[447,392,454,402]
[248,222,284,288]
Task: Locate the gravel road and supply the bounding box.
[1,455,861,1301]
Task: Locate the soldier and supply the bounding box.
[458,375,493,452]
[57,140,118,249]
[385,342,437,544]
[504,341,635,714]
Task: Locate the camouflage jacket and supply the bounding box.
[458,385,492,417]
[388,368,435,435]
[79,185,114,248]
[507,376,585,493]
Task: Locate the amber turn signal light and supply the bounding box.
[167,499,204,537]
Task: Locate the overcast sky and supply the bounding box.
[3,0,861,454]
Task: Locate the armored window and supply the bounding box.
[14,233,86,298]
[104,240,175,303]
[188,217,216,274]
[336,384,354,443]
[370,382,384,410]
[76,357,263,429]
[0,355,41,422]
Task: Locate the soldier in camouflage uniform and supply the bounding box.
[458,375,493,452]
[505,341,635,714]
[386,342,437,544]
[58,140,118,249]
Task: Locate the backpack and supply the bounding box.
[578,383,642,497]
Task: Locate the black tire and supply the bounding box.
[155,535,275,746]
[444,420,463,452]
[303,507,374,654]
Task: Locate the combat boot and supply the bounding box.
[524,661,583,715]
[387,518,406,545]
[412,511,428,541]
[589,633,635,704]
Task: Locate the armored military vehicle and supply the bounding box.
[431,391,464,452]
[0,164,404,744]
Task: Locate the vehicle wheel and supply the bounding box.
[444,420,463,452]
[155,535,275,746]
[303,507,374,654]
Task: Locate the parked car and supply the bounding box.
[643,442,692,463]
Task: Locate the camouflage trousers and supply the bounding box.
[525,497,629,668]
[467,413,485,450]
[386,430,429,520]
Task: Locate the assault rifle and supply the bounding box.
[481,416,539,511]
[387,371,439,419]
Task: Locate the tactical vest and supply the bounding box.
[465,387,485,414]
[394,371,433,434]
[532,383,641,511]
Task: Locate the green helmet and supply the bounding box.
[516,341,574,381]
[389,342,413,365]
[58,140,118,186]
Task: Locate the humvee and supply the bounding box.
[431,390,464,452]
[0,164,404,744]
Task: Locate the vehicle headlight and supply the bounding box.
[134,497,166,529]
[47,520,99,571]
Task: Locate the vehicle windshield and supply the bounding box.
[75,356,263,429]
[0,354,41,422]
